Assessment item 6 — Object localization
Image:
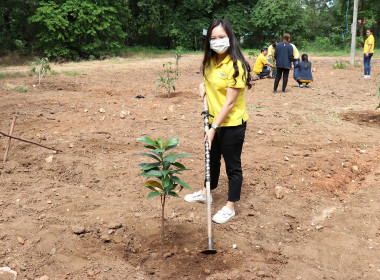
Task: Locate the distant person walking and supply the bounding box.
[267,39,277,78]
[273,33,294,93]
[253,48,275,79]
[294,54,313,88]
[362,28,375,79]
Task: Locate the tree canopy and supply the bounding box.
[0,0,379,58]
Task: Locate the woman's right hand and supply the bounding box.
[199,82,206,101]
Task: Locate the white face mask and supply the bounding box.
[210,38,230,54]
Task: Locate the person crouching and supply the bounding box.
[253,48,275,79]
[294,54,313,88]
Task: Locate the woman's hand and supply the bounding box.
[199,82,206,100]
[204,127,216,150]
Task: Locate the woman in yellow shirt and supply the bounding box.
[362,28,375,79]
[184,19,252,224]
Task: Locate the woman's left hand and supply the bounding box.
[204,127,216,150]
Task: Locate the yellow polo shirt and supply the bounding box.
[364,34,375,53]
[267,45,275,60]
[291,44,299,59]
[204,55,249,127]
[253,53,268,74]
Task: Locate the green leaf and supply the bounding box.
[138,162,161,171]
[147,191,160,199]
[141,170,162,178]
[176,153,191,158]
[137,136,156,146]
[164,153,190,163]
[159,170,171,177]
[144,145,158,150]
[163,161,171,170]
[164,137,178,148]
[136,153,161,161]
[165,145,177,151]
[156,138,163,149]
[172,162,185,169]
[162,176,171,189]
[171,176,191,190]
[152,149,165,157]
[168,191,179,197]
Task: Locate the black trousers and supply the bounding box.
[258,68,270,79]
[205,122,246,202]
[274,68,290,92]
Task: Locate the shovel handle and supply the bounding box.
[203,96,213,242]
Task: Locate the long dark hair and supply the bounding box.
[301,54,309,69]
[201,19,252,89]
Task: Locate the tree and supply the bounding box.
[0,0,38,52]
[29,0,126,59]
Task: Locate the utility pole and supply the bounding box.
[350,0,359,65]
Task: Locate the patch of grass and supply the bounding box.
[332,61,346,69]
[248,105,270,111]
[280,128,292,134]
[0,71,28,79]
[16,86,27,93]
[50,70,60,76]
[62,70,80,76]
[326,111,342,123]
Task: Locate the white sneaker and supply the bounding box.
[212,206,235,224]
[361,75,370,78]
[184,190,212,204]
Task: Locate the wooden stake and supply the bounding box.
[0,131,62,154]
[3,116,17,163]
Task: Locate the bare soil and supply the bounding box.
[1,54,380,280]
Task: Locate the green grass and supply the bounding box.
[62,70,80,76]
[0,71,29,79]
[248,105,270,111]
[50,70,60,76]
[332,61,347,69]
[16,86,27,93]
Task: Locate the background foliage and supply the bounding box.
[0,0,379,59]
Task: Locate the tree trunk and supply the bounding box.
[161,195,166,259]
[359,0,365,47]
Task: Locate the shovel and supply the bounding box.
[201,95,217,255]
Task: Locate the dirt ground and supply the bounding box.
[0,53,380,280]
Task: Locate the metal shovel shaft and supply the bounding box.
[202,96,216,254]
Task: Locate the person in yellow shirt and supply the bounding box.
[362,28,375,78]
[253,48,275,79]
[267,39,277,78]
[184,19,252,224]
[290,43,300,79]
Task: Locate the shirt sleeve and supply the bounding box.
[227,60,246,88]
[289,45,294,61]
[368,36,375,45]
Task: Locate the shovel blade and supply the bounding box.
[201,249,217,255]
